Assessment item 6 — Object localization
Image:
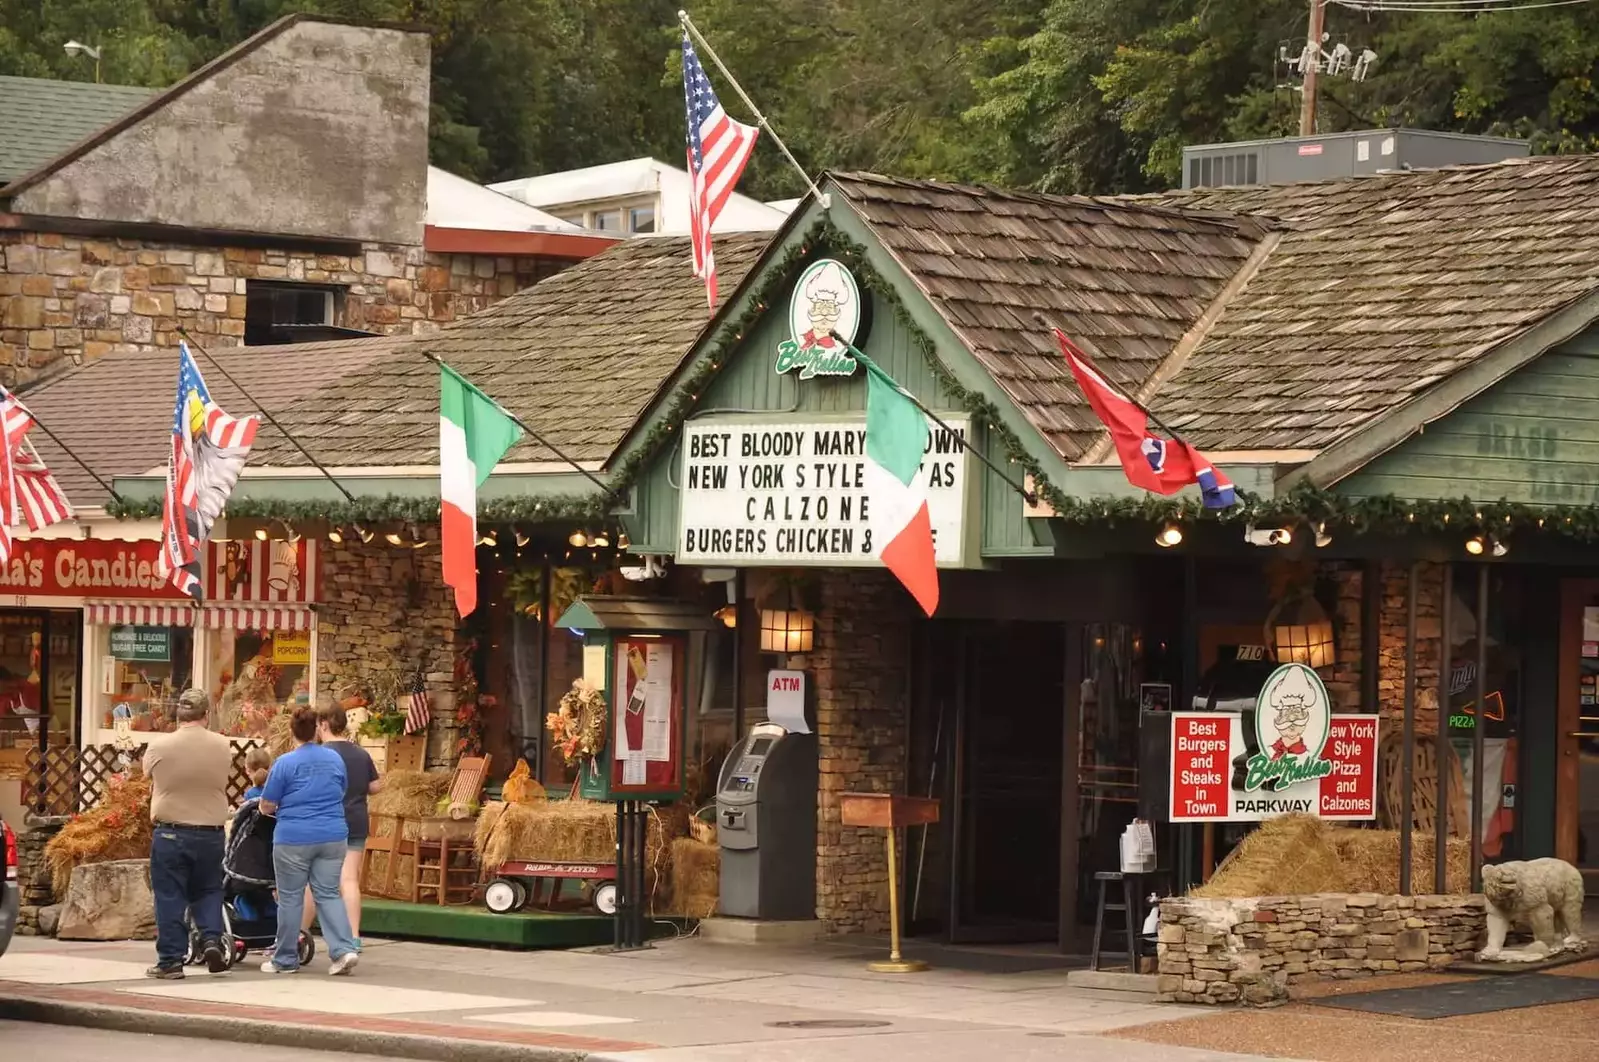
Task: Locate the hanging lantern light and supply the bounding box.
[1266,592,1336,670]
[759,608,814,653]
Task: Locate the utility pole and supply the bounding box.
[1298,0,1325,136]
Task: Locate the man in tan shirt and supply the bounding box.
[141,688,231,978]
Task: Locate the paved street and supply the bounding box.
[0,1020,399,1061]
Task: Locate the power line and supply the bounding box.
[1333,0,1595,11]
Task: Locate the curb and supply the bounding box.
[0,995,591,1062]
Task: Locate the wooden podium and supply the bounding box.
[840,792,940,973]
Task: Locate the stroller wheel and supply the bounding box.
[297,931,316,967]
[230,936,247,968]
[183,926,204,967]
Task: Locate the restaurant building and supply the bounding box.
[78,154,1599,945]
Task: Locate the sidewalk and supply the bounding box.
[0,933,1287,1062]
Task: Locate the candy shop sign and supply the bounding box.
[0,539,189,600]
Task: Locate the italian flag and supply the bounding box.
[864,360,940,616]
[440,364,522,617]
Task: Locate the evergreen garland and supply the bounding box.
[103,217,1599,545]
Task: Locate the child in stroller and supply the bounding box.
[185,797,315,969]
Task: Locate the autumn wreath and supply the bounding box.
[546,678,606,767]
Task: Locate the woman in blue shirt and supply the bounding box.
[259,705,360,974]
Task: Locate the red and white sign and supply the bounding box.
[1170,711,1379,822]
[0,538,189,601]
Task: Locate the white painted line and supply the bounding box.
[0,955,156,984]
[121,979,533,1016]
[475,1010,638,1028]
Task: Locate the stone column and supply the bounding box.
[811,570,912,934]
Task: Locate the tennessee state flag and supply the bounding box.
[1055,330,1237,509]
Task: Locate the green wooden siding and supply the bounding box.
[1342,328,1599,504]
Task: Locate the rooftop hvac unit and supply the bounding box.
[1181,129,1529,189]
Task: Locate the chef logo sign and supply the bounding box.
[775,259,861,380]
[1169,662,1379,822]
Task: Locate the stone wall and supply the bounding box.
[812,570,913,934]
[1158,893,1485,1004]
[316,539,460,769]
[13,816,66,936]
[0,230,562,385]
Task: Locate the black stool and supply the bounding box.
[1089,871,1139,971]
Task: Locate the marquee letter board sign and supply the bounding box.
[678,417,970,567]
[1169,662,1379,822]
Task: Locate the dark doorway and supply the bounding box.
[944,620,1065,943]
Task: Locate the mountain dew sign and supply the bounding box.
[1169,662,1380,822]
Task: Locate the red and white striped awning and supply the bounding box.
[85,602,313,630]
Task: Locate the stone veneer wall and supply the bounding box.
[315,539,460,768]
[1158,893,1485,1004]
[0,230,563,385]
[1322,560,1446,729]
[812,570,912,934]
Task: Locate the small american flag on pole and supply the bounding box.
[0,386,73,562]
[683,29,758,311]
[404,671,431,736]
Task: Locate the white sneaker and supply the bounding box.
[260,960,297,974]
[328,952,359,976]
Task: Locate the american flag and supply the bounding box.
[158,342,258,598]
[683,30,758,310]
[0,387,73,562]
[404,672,431,736]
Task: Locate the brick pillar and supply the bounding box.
[812,570,912,934]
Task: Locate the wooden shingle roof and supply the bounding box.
[249,233,771,468]
[831,172,1272,460]
[1132,154,1599,452]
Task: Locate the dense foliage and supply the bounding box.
[5,0,1599,195]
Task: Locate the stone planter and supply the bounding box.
[1157,893,1485,1005]
[56,858,158,941]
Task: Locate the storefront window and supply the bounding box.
[99,624,195,735]
[1447,568,1523,861]
[211,627,312,738]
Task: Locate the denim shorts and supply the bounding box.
[347,839,366,854]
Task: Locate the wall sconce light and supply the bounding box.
[254,527,269,541]
[713,605,738,628]
[591,530,611,548]
[515,529,530,548]
[1314,522,1332,548]
[384,530,404,547]
[1266,592,1336,669]
[355,525,374,544]
[1245,524,1293,547]
[569,529,589,548]
[1155,522,1183,548]
[327,527,344,544]
[479,528,497,547]
[759,608,814,653]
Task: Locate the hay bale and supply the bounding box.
[370,769,452,819]
[1191,814,1347,898]
[44,773,153,899]
[1330,828,1472,894]
[669,837,719,918]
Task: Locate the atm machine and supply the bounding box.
[716,721,818,920]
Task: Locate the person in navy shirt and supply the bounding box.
[259,705,360,975]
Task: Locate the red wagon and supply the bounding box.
[482,859,618,915]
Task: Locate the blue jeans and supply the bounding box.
[272,840,358,968]
[149,826,224,968]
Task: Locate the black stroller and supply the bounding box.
[184,799,315,969]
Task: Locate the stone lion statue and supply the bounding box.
[1476,858,1587,962]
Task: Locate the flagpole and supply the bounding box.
[4,396,123,504]
[678,9,829,209]
[175,327,356,504]
[417,351,613,498]
[830,332,1038,507]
